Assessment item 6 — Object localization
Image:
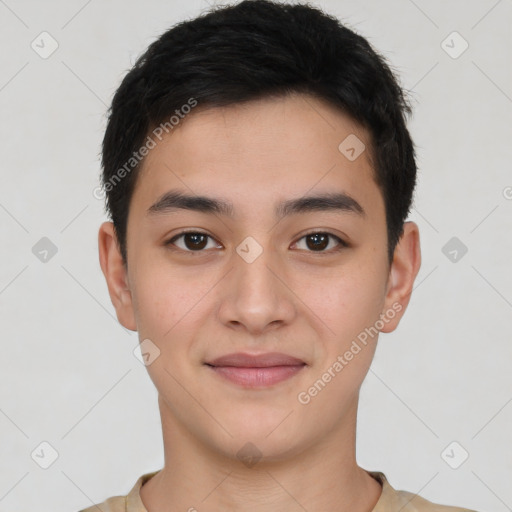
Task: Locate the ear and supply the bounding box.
[379,221,421,333]
[98,221,137,331]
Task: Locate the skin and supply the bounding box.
[98,93,421,512]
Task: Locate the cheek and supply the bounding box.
[131,260,219,362]
[295,271,384,413]
[130,263,191,340]
[300,267,386,345]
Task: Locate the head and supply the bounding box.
[100,0,417,269]
[99,0,421,464]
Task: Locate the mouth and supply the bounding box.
[204,352,307,388]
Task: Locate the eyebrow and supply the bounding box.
[147,189,366,219]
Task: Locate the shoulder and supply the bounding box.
[393,488,479,512]
[76,470,160,512]
[78,495,126,512]
[370,471,480,512]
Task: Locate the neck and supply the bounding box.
[140,396,382,512]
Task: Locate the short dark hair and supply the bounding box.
[100,0,417,267]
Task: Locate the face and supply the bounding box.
[99,93,420,463]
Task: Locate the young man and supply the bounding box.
[85,0,478,510]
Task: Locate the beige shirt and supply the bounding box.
[79,470,478,512]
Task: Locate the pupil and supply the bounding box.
[307,233,328,251]
[186,233,207,250]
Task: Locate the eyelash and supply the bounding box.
[164,229,348,255]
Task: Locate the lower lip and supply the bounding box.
[207,364,306,387]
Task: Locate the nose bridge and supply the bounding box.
[234,235,280,304]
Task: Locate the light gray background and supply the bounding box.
[0,0,511,510]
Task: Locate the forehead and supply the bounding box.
[130,93,382,222]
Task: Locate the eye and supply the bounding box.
[165,230,221,252]
[165,230,348,254]
[293,231,348,253]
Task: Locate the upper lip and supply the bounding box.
[206,352,306,368]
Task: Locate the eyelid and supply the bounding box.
[165,229,348,253]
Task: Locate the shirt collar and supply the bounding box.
[127,469,399,511]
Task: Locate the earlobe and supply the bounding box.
[98,221,137,331]
[379,221,421,334]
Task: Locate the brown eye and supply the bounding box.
[166,231,218,252]
[294,232,347,253]
[182,233,208,250]
[306,233,329,251]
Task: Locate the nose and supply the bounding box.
[216,242,297,336]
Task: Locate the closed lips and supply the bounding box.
[205,352,306,368]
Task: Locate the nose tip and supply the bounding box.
[217,250,297,334]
